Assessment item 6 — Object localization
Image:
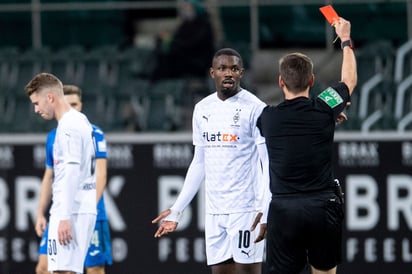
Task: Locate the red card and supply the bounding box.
[319,5,339,25]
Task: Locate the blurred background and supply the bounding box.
[0,0,411,133]
[0,0,412,273]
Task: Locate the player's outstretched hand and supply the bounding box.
[250,212,266,243]
[152,209,178,238]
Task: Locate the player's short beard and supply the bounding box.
[221,85,239,97]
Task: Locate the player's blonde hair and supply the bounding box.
[63,85,82,99]
[24,73,63,96]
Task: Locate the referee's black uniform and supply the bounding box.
[257,81,349,274]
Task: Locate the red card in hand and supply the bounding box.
[319,5,339,25]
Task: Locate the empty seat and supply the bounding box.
[50,45,86,85]
[109,78,151,131]
[145,79,186,131]
[0,47,20,93]
[16,47,52,87]
[80,45,120,95]
[356,40,395,84]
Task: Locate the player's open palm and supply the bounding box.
[152,209,178,238]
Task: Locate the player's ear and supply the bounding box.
[239,68,244,78]
[209,67,215,79]
[47,92,54,103]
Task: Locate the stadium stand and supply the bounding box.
[0,0,408,133]
[1,39,412,133]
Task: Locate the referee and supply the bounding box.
[257,17,357,274]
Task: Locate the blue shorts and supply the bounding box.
[38,220,113,267]
[84,220,113,267]
[38,225,49,255]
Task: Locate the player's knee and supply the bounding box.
[311,265,337,274]
[35,263,48,274]
[86,266,105,274]
[35,255,48,274]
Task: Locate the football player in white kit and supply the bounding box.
[153,48,270,274]
[25,73,97,274]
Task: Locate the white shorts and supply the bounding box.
[205,211,265,265]
[48,214,96,273]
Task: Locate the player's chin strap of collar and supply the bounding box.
[334,179,345,204]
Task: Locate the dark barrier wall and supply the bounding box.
[0,133,411,274]
[334,137,412,274]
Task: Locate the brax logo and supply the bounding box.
[202,132,239,142]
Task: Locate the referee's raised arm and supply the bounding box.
[335,17,357,95]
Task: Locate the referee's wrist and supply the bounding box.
[341,38,354,50]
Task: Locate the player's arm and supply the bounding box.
[57,129,83,245]
[152,145,205,238]
[335,17,357,95]
[35,167,53,237]
[35,130,55,238]
[251,142,271,243]
[95,158,107,202]
[93,126,108,202]
[56,162,80,245]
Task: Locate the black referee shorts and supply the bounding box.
[266,192,344,274]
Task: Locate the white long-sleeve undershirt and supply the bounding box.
[165,146,205,222]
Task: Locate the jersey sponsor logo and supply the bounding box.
[89,250,100,256]
[40,237,46,247]
[318,87,343,108]
[202,132,239,142]
[82,183,96,190]
[97,140,107,153]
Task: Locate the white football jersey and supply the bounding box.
[193,89,266,214]
[50,109,96,218]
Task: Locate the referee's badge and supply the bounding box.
[318,87,343,108]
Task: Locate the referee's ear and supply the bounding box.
[278,76,284,89]
[309,74,315,88]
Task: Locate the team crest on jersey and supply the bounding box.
[318,87,343,108]
[231,108,241,128]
